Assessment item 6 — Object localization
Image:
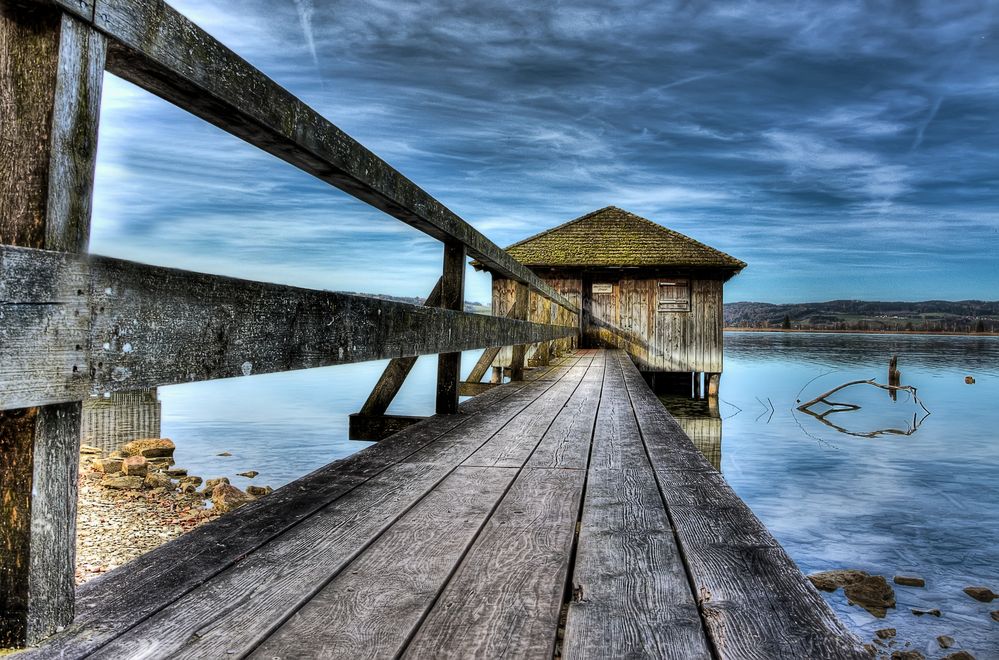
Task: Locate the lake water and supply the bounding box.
[157,333,998,657]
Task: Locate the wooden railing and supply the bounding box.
[0,0,579,647]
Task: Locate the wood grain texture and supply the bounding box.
[526,350,604,470]
[457,380,498,396]
[562,351,709,659]
[66,362,582,659]
[436,243,466,414]
[0,246,576,410]
[19,360,572,659]
[462,357,593,469]
[0,5,101,646]
[69,0,576,313]
[402,466,586,659]
[250,466,515,660]
[347,413,426,441]
[617,352,868,659]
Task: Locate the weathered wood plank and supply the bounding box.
[402,467,586,659]
[457,380,498,396]
[0,246,577,410]
[462,355,594,469]
[436,243,466,414]
[0,5,103,646]
[82,369,583,660]
[250,466,515,660]
[32,0,575,313]
[357,278,441,417]
[525,350,604,470]
[347,413,426,441]
[465,345,501,384]
[617,352,868,659]
[20,358,576,659]
[561,351,709,659]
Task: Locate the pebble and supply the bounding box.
[75,457,221,585]
[876,628,896,639]
[237,471,259,479]
[942,652,975,660]
[937,635,955,649]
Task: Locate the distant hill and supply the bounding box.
[724,300,999,333]
[339,291,491,315]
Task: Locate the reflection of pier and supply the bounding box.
[81,389,161,453]
[675,415,722,471]
[660,396,723,471]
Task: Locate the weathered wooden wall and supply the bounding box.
[492,273,723,373]
[489,278,580,369]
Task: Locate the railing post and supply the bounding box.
[509,283,529,381]
[0,5,105,646]
[435,243,466,414]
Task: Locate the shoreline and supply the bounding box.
[724,327,999,338]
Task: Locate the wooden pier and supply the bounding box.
[2,0,865,656]
[16,349,865,659]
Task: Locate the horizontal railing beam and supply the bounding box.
[26,0,576,314]
[0,246,577,411]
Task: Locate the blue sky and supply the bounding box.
[90,0,999,304]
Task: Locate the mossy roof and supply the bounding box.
[479,206,746,272]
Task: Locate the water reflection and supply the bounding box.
[796,378,932,439]
[658,395,723,471]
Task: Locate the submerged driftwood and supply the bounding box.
[796,379,931,438]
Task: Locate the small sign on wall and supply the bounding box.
[592,283,613,294]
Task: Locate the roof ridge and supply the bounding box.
[502,206,617,251]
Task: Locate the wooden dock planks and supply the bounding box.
[22,349,868,660]
[562,351,710,659]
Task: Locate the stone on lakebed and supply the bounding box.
[937,635,954,649]
[941,652,976,660]
[963,586,996,602]
[246,485,273,498]
[144,472,173,490]
[121,456,148,477]
[843,575,895,618]
[101,476,144,490]
[807,569,868,592]
[212,484,251,513]
[237,471,259,479]
[92,458,123,474]
[893,575,925,587]
[121,438,175,459]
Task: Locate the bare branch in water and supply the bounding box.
[797,379,930,415]
[796,378,931,438]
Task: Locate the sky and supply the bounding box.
[89,0,999,304]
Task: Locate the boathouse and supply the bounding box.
[476,206,745,395]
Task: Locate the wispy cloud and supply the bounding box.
[88,0,999,304]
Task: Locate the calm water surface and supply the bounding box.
[158,333,998,657]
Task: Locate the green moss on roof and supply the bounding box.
[486,206,746,270]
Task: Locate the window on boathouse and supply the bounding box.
[658,280,690,312]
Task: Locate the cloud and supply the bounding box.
[89,0,999,305]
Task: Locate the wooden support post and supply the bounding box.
[0,5,105,646]
[707,372,721,398]
[464,346,501,386]
[693,372,702,399]
[509,283,529,381]
[490,367,503,384]
[435,243,466,414]
[358,279,442,418]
